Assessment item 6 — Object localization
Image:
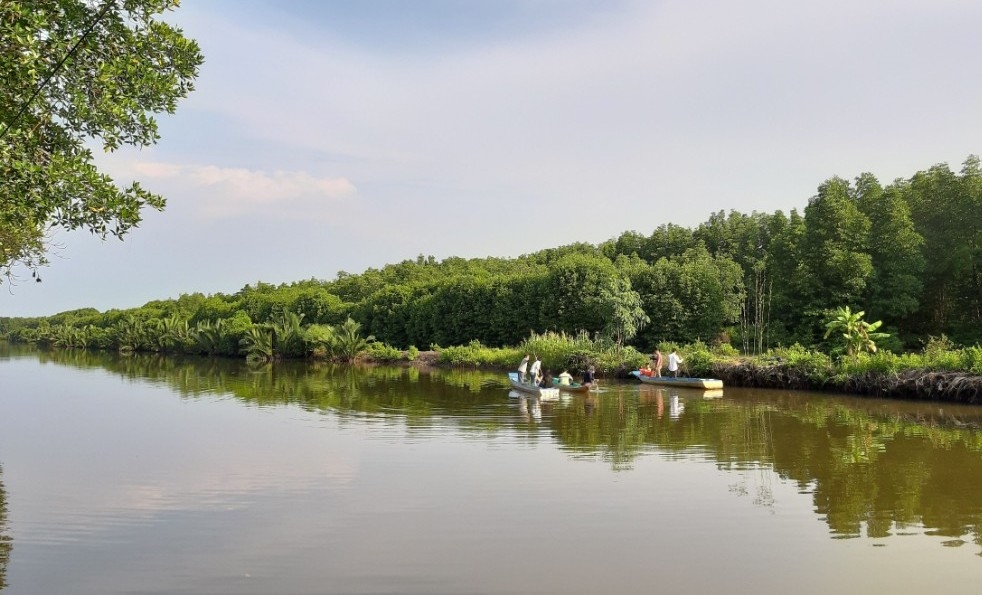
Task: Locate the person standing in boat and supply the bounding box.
[528,355,542,385]
[517,354,530,383]
[667,350,684,378]
[653,349,664,377]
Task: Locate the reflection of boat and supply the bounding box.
[508,373,561,399]
[630,370,723,389]
[701,389,724,399]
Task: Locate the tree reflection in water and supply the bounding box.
[0,465,11,591]
[17,346,982,553]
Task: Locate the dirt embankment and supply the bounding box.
[412,350,441,367]
[715,362,982,404]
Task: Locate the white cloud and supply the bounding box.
[130,161,357,219]
[181,0,982,224]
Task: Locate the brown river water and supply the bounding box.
[2,346,982,594]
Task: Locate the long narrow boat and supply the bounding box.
[630,370,724,389]
[508,372,561,399]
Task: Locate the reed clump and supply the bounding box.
[432,331,648,376]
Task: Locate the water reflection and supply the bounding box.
[0,466,10,590]
[511,392,542,423]
[9,346,982,552]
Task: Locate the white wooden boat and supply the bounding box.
[508,372,561,399]
[630,370,723,390]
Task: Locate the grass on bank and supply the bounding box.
[364,333,982,386]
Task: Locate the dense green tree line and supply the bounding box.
[2,156,981,356]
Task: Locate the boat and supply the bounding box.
[551,377,597,393]
[508,372,561,399]
[552,376,600,393]
[630,370,724,390]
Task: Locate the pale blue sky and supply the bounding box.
[3,0,981,317]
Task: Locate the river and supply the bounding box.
[2,346,982,594]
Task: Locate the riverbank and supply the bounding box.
[713,361,982,404]
[369,342,982,404]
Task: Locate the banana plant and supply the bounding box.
[823,306,889,361]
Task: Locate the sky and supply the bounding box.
[3,0,981,317]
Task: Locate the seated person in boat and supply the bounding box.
[539,371,553,388]
[639,364,654,377]
[557,369,573,386]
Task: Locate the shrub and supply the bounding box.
[437,340,522,367]
[679,340,715,376]
[365,342,403,362]
[520,331,595,372]
[963,345,982,375]
[774,344,833,383]
[861,352,902,375]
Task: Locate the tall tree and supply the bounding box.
[961,156,982,331]
[903,157,982,337]
[695,210,776,353]
[542,253,620,335]
[1,0,202,280]
[594,275,648,346]
[644,223,697,263]
[853,173,924,332]
[629,247,743,346]
[760,209,806,346]
[800,177,873,340]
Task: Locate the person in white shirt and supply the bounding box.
[528,355,542,385]
[668,350,684,378]
[557,369,573,386]
[517,354,530,383]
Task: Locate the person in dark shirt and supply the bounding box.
[582,365,597,386]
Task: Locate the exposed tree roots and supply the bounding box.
[714,364,982,404]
